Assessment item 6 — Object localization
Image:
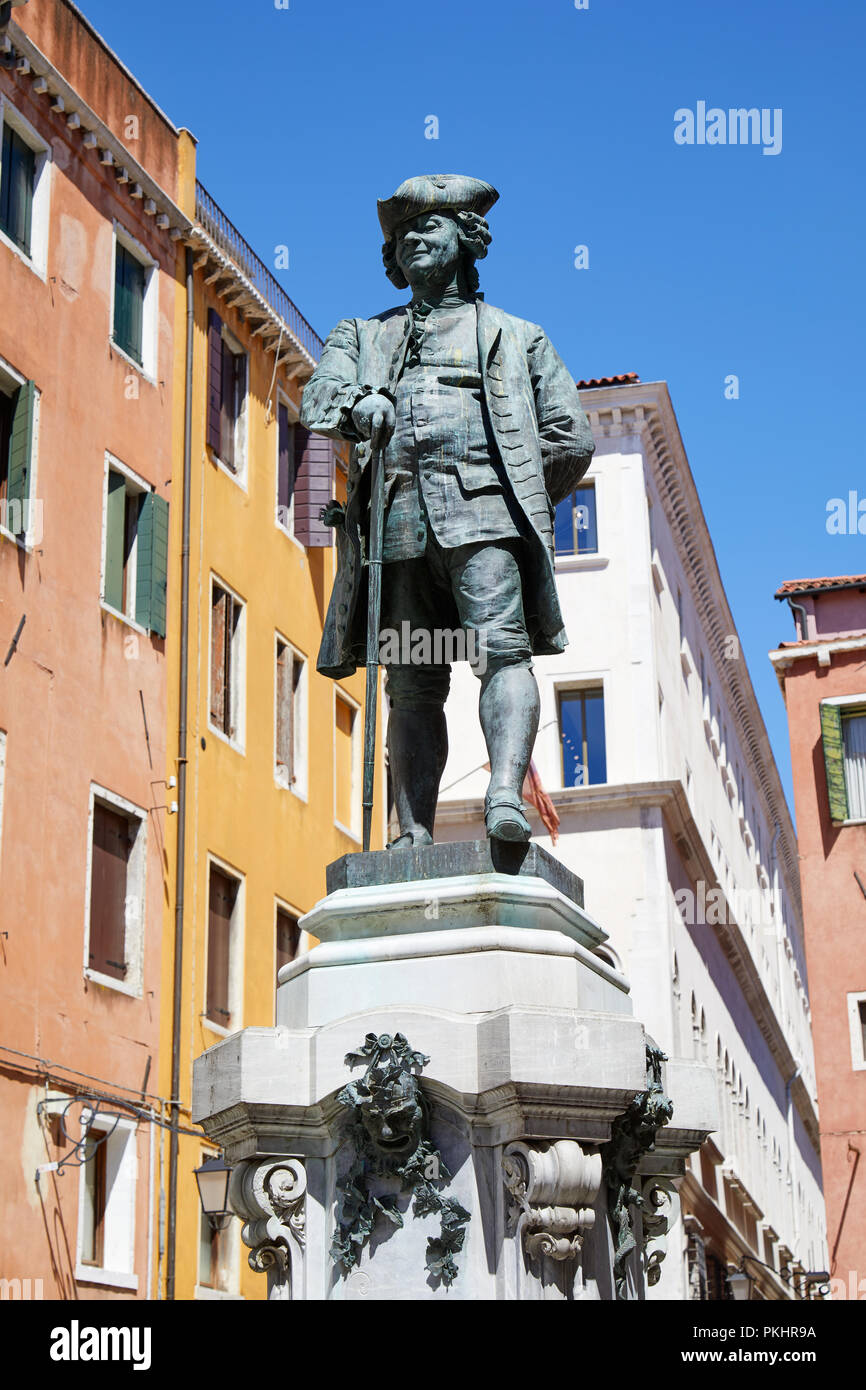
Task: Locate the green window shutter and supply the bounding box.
[0,123,35,255]
[820,702,849,823]
[104,470,126,612]
[114,243,145,364]
[8,379,35,534]
[135,491,169,636]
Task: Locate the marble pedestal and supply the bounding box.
[192,843,716,1301]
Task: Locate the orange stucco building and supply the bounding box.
[0,1,187,1299]
[0,0,379,1303]
[770,575,866,1297]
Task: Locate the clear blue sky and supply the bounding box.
[80,0,866,818]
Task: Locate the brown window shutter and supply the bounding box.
[276,907,300,975]
[293,425,333,547]
[89,803,131,980]
[277,403,295,517]
[220,340,242,469]
[207,866,236,1025]
[207,309,223,455]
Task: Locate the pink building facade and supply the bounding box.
[771,575,866,1298]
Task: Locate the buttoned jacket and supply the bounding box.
[300,298,595,678]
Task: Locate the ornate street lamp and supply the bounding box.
[728,1253,830,1301]
[194,1155,233,1231]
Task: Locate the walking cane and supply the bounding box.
[362,437,385,853]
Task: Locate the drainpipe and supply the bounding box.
[786,595,809,641]
[166,245,195,1300]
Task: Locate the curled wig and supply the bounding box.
[382,210,492,292]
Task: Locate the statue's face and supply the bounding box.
[394,212,461,288]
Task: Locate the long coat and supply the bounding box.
[300,299,595,679]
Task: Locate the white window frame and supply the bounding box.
[274,896,310,1021]
[195,1151,242,1299]
[110,220,159,384]
[213,321,249,489]
[274,387,303,546]
[847,991,866,1071]
[0,95,52,279]
[208,573,247,754]
[99,451,151,630]
[821,696,866,825]
[203,853,245,1037]
[74,1113,139,1291]
[334,687,362,840]
[554,469,608,574]
[274,631,308,799]
[83,784,147,998]
[553,676,608,790]
[0,351,41,549]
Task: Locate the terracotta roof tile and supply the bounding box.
[775,575,866,599]
[576,373,640,389]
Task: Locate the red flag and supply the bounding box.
[522,759,560,846]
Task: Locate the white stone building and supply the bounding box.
[435,377,827,1300]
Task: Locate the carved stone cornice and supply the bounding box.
[581,381,802,932]
[230,1157,306,1301]
[502,1139,602,1263]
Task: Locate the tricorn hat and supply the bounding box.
[377,174,499,241]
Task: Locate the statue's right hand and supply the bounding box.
[351,393,396,452]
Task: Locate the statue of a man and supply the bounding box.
[301,175,594,847]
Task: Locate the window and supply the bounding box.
[276,400,296,532]
[206,861,243,1031]
[80,1127,107,1268]
[275,637,306,792]
[210,579,245,747]
[75,1116,138,1291]
[0,120,34,253]
[198,1209,233,1294]
[275,904,300,1019]
[0,101,50,273]
[207,309,248,478]
[85,788,146,996]
[554,482,597,556]
[0,363,36,540]
[196,1153,238,1297]
[111,226,157,376]
[101,457,168,633]
[559,687,606,787]
[334,690,361,836]
[848,993,866,1071]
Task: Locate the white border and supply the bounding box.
[274,630,308,800]
[74,1114,139,1291]
[274,387,304,548]
[333,686,362,841]
[208,572,246,754]
[83,783,147,998]
[99,451,152,629]
[110,220,158,385]
[0,351,40,550]
[211,321,249,490]
[202,853,245,1036]
[0,94,52,280]
[847,992,866,1072]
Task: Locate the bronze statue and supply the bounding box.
[301,175,594,848]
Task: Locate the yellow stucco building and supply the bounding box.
[159,134,382,1300]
